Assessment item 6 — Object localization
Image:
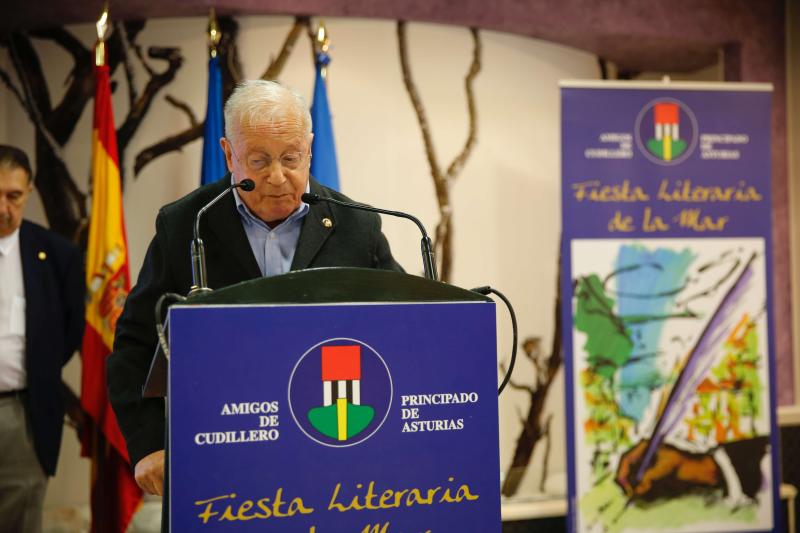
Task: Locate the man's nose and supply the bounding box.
[0,195,10,216]
[264,161,287,185]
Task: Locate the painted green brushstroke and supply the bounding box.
[575,274,636,475]
[580,477,756,533]
[574,274,633,379]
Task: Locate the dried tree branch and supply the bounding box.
[397,21,481,282]
[116,22,139,106]
[508,379,537,396]
[223,44,241,86]
[29,27,89,68]
[598,57,609,80]
[514,406,526,426]
[539,414,554,493]
[134,16,308,177]
[500,361,536,395]
[130,35,156,77]
[444,28,480,180]
[0,66,32,116]
[6,36,65,173]
[134,123,203,175]
[501,259,564,497]
[397,21,443,179]
[523,337,542,362]
[165,94,198,127]
[28,22,145,144]
[218,16,242,96]
[7,34,52,115]
[117,46,183,152]
[262,16,309,80]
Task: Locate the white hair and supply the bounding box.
[223,80,312,141]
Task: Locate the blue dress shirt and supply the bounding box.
[231,178,310,277]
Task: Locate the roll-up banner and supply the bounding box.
[560,81,780,533]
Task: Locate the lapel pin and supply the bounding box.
[322,217,333,228]
[38,251,47,260]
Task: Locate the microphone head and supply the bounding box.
[238,179,255,192]
[301,192,320,204]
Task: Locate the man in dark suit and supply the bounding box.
[0,145,84,532]
[108,80,402,504]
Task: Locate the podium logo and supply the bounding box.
[634,98,698,165]
[288,338,393,447]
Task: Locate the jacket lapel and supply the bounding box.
[291,178,334,270]
[205,186,262,281]
[19,222,44,363]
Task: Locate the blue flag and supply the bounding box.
[201,56,226,186]
[310,52,340,190]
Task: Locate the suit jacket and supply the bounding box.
[108,176,402,467]
[19,220,84,476]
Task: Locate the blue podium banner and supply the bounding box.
[168,301,500,532]
[560,82,780,533]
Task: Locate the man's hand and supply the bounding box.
[615,439,722,502]
[615,440,648,498]
[135,450,165,495]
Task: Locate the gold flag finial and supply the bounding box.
[314,20,331,79]
[207,7,222,58]
[315,20,330,54]
[95,2,109,66]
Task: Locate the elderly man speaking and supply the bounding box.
[107,81,402,509]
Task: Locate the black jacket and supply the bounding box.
[19,220,84,475]
[108,176,402,467]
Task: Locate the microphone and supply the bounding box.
[189,178,255,296]
[301,192,438,281]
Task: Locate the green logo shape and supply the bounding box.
[647,138,687,160]
[307,403,375,440]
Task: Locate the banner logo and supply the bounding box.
[635,98,698,165]
[288,338,392,447]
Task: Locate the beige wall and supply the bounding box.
[1,16,600,508]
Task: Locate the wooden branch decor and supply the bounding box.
[135,15,309,176]
[501,263,564,497]
[134,14,239,175]
[397,21,481,282]
[0,18,181,438]
[262,16,309,81]
[0,21,144,240]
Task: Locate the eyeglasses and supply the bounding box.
[228,141,309,174]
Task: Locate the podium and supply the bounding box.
[160,267,501,531]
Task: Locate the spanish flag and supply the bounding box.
[80,47,143,533]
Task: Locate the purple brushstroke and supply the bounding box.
[635,253,756,484]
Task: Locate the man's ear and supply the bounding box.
[220,137,235,173]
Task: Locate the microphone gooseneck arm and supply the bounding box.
[302,193,438,281]
[189,179,255,296]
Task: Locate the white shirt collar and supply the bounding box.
[0,228,20,257]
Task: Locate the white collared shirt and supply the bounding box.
[0,228,26,391]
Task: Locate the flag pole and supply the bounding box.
[309,20,341,190]
[207,7,221,58]
[314,20,330,79]
[82,5,144,531]
[95,1,108,67]
[201,7,227,186]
